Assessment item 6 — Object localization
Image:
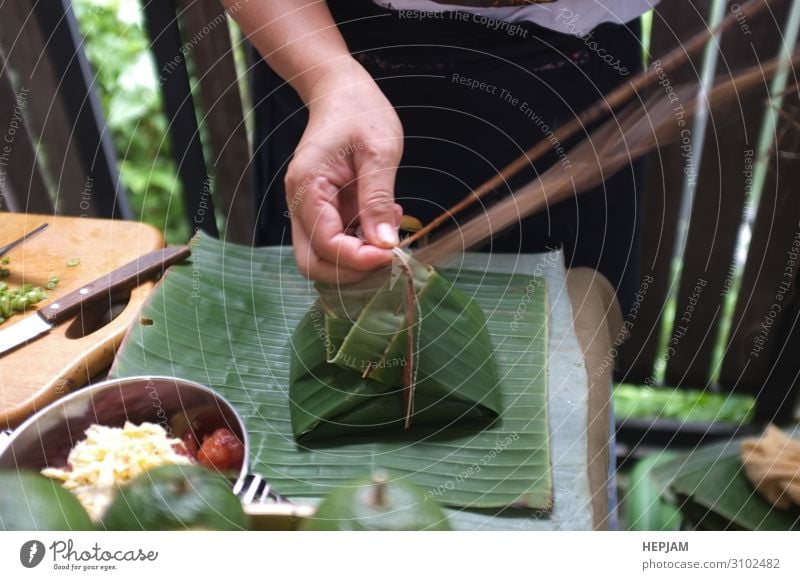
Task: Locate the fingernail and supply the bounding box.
[376,222,399,247]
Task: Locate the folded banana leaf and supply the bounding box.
[290,252,502,441]
[110,233,552,521]
[647,438,800,530]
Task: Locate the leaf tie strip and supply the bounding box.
[392,248,421,428]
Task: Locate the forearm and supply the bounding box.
[222,0,356,102]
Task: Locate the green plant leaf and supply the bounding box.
[290,255,501,441]
[624,451,682,531]
[670,453,800,531]
[643,438,800,530]
[111,233,552,522]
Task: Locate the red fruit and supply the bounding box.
[196,428,244,471]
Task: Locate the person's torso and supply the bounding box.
[370,0,657,34]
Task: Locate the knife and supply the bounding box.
[0,245,191,356]
[0,223,49,258]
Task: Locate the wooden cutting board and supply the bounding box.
[0,213,164,428]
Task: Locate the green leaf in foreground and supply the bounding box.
[111,233,551,516]
[670,453,800,530]
[644,437,800,530]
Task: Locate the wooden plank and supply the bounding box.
[0,0,94,217]
[32,0,131,219]
[143,0,219,238]
[664,0,792,389]
[0,49,53,214]
[752,293,800,423]
[615,0,713,384]
[721,91,800,422]
[177,0,255,244]
[566,267,624,529]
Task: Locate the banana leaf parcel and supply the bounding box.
[111,233,555,526]
[289,253,502,441]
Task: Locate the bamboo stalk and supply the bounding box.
[415,52,800,265]
[400,0,775,247]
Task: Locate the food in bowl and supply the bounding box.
[0,377,251,525]
[41,422,191,520]
[41,421,245,521]
[183,427,245,471]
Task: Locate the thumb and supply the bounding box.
[355,149,400,249]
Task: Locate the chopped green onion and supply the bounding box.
[0,266,52,325]
[0,256,9,265]
[66,258,81,267]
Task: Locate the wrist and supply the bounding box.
[298,57,374,106]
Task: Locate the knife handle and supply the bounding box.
[39,245,191,325]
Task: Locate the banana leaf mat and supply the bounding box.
[111,233,594,530]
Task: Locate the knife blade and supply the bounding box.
[0,245,191,356]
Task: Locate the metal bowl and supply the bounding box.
[0,375,249,485]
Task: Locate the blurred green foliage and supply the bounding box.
[614,383,755,423]
[74,0,188,243]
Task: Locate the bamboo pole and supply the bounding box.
[400,0,775,247]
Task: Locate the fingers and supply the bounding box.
[354,144,402,249]
[300,177,395,272]
[291,216,371,284]
[289,175,393,281]
[284,122,403,281]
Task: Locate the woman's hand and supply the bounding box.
[285,59,404,284]
[222,1,397,282]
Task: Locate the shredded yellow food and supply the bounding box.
[41,421,192,521]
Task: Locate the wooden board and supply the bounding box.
[0,0,92,217]
[721,96,800,420]
[567,267,623,529]
[177,0,255,244]
[665,0,791,389]
[615,0,713,384]
[0,51,53,215]
[0,213,164,428]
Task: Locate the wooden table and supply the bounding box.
[0,214,163,428]
[567,267,624,530]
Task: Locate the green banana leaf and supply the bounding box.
[670,452,800,531]
[624,451,682,531]
[645,437,800,530]
[290,253,502,441]
[111,233,552,519]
